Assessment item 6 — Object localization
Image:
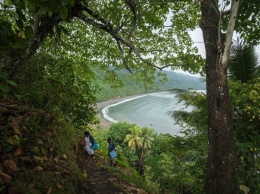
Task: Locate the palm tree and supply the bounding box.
[138,127,156,173]
[229,38,260,192]
[124,125,142,151]
[229,38,260,83]
[124,126,156,173]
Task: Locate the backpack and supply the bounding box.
[89,135,99,150]
[93,142,99,150]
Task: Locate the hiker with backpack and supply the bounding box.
[107,138,117,166]
[82,131,96,158]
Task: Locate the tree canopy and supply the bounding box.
[1,0,260,193]
[1,0,205,79]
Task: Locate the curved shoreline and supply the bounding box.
[95,94,145,129]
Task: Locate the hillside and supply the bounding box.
[95,68,206,101]
[0,100,151,194]
[161,70,205,90]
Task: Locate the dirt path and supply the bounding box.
[77,144,147,194]
[82,155,123,193]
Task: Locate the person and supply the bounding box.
[82,131,95,158]
[107,138,116,166]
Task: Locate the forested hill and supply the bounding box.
[95,68,206,101]
[162,70,205,90]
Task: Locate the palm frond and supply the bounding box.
[166,110,190,123]
[229,38,260,83]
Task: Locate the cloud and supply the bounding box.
[188,28,206,59]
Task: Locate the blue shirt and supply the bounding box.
[108,142,115,152]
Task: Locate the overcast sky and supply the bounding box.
[174,27,260,77]
[170,1,260,77]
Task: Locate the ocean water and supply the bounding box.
[102,91,194,136]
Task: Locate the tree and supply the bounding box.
[138,127,156,173]
[199,1,239,192]
[1,0,259,193]
[229,39,260,193]
[144,134,207,193]
[1,0,203,80]
[229,79,260,193]
[108,122,136,144]
[229,38,260,82]
[124,125,142,150]
[169,44,260,192]
[199,1,259,192]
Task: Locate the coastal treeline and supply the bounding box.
[0,0,259,193]
[95,67,205,101]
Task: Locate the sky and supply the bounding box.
[170,1,260,78]
[174,28,260,78]
[174,28,205,77]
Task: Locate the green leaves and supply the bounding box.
[11,0,25,9]
[229,79,260,192]
[145,134,206,193]
[0,71,17,96]
[124,126,142,150]
[229,39,260,82]
[0,83,10,93]
[140,127,156,150]
[59,6,69,20]
[62,0,75,6]
[25,0,40,11]
[15,20,24,29]
[236,0,260,45]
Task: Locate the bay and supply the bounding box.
[102,91,193,136]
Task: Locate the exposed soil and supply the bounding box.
[76,143,147,194]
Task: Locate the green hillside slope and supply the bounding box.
[94,68,206,101]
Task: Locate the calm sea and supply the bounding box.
[102,91,196,136]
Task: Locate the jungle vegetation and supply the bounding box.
[0,0,259,193]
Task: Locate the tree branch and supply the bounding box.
[222,10,231,17]
[221,0,240,68]
[124,0,138,40]
[77,12,185,71]
[116,40,132,73]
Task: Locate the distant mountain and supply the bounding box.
[160,70,206,90]
[94,68,206,101]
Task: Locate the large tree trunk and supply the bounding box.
[200,0,239,193]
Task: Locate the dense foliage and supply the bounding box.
[95,67,205,101]
[14,51,99,128]
[100,122,207,193]
[1,0,260,193]
[229,39,260,82]
[167,45,260,193]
